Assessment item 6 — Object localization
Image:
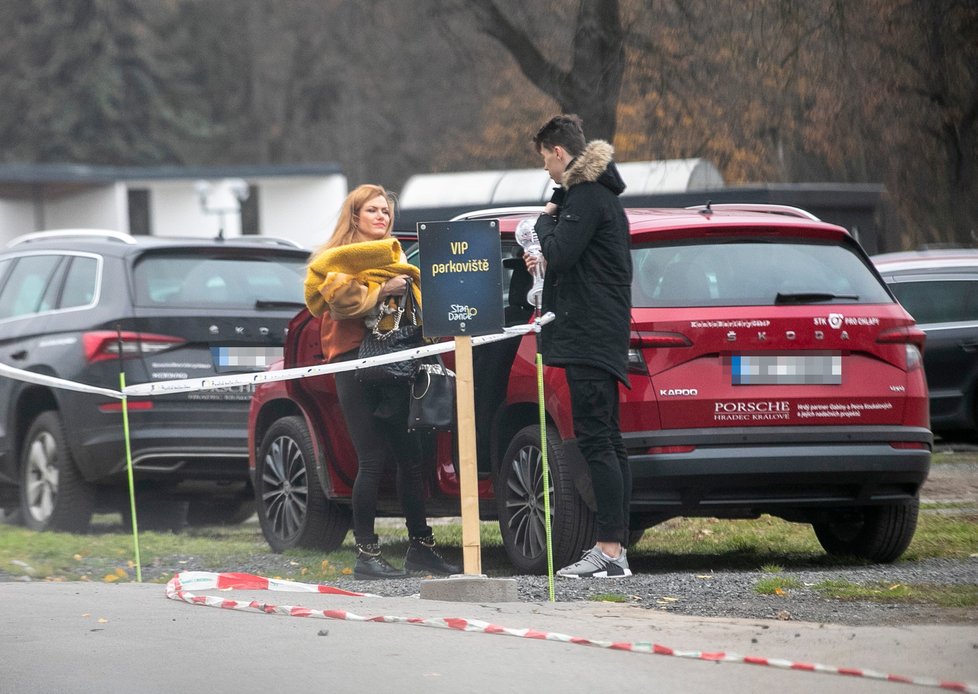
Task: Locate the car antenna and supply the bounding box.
[699,200,713,216]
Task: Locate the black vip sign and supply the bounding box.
[416,219,503,337]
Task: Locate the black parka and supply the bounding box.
[534,140,633,386]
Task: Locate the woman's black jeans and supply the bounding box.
[334,350,432,545]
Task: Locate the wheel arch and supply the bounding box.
[13,385,59,466]
[251,397,348,498]
[494,401,595,510]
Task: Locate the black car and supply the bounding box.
[873,248,978,438]
[0,229,309,531]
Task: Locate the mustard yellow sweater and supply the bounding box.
[304,238,422,325]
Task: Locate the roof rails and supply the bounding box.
[450,206,545,222]
[6,228,136,247]
[685,203,821,221]
[226,235,305,249]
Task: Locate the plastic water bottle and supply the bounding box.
[515,218,545,308]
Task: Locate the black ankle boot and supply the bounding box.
[354,543,407,580]
[405,535,461,575]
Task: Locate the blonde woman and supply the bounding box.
[304,184,459,579]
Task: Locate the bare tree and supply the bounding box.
[442,0,625,141]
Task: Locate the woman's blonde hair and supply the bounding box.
[317,184,395,253]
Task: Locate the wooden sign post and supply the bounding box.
[453,335,480,573]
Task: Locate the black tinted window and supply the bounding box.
[632,240,893,307]
[133,254,306,308]
[889,279,978,325]
[60,256,99,309]
[0,255,63,319]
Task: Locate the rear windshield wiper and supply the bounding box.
[775,292,859,304]
[255,300,307,309]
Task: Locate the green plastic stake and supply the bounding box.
[118,372,142,583]
[536,341,555,602]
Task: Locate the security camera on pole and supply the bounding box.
[195,178,250,239]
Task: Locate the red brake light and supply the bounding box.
[98,401,154,412]
[876,325,926,349]
[83,331,186,363]
[646,445,696,455]
[630,332,693,349]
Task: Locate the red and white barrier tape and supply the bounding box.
[166,571,977,693]
[0,314,552,398]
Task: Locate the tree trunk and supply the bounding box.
[472,0,625,141]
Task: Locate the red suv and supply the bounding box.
[247,205,931,572]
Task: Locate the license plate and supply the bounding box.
[212,346,282,372]
[732,353,841,385]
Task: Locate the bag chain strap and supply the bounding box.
[372,278,419,337]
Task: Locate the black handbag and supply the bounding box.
[356,280,424,384]
[408,357,456,431]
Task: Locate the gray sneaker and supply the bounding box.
[556,546,632,579]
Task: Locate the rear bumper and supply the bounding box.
[624,425,932,516]
[72,423,249,483]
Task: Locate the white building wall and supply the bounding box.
[258,175,347,249]
[138,179,237,238]
[42,185,125,232]
[0,199,39,245]
[0,171,347,248]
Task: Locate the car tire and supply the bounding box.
[496,424,595,574]
[811,499,919,563]
[255,416,350,552]
[19,411,96,533]
[186,499,255,526]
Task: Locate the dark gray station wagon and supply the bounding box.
[0,229,308,531]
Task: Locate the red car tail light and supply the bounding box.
[632,332,693,349]
[876,325,926,348]
[876,326,926,371]
[628,331,692,374]
[83,331,186,363]
[646,445,696,455]
[98,401,154,412]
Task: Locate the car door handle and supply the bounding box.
[8,350,27,361]
[959,341,978,352]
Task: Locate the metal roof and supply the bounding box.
[0,162,342,184]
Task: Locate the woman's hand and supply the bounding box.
[381,275,410,297]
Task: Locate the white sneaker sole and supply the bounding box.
[557,568,632,579]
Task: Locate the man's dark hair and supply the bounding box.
[533,114,586,155]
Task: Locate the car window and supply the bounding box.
[888,279,978,325]
[405,239,531,326]
[632,239,893,307]
[0,254,64,319]
[59,256,99,309]
[0,258,11,291]
[132,254,306,308]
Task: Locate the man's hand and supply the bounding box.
[523,253,541,275]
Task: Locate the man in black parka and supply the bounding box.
[526,114,634,579]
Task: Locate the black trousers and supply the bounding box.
[566,364,631,545]
[334,351,432,545]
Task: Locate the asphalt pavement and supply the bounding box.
[1,578,976,694]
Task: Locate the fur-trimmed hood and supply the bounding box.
[561,139,626,195]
